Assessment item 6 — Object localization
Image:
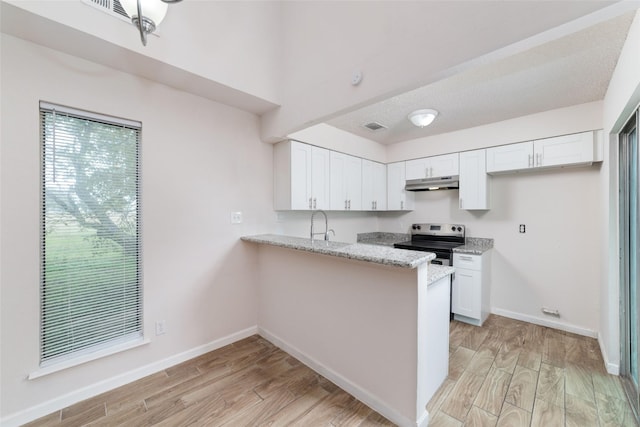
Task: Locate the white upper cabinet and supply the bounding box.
[459,149,491,210]
[387,161,414,211]
[274,141,330,210]
[330,151,362,211]
[486,141,533,173]
[362,160,387,211]
[405,153,459,180]
[486,131,596,174]
[534,131,595,168]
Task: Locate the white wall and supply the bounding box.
[288,123,387,164]
[0,34,276,422]
[1,0,282,112]
[601,10,640,373]
[0,33,387,424]
[379,102,605,337]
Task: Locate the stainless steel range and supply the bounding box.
[393,223,465,265]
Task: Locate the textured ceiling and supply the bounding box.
[327,11,636,145]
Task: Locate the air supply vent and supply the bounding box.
[82,0,130,22]
[362,122,388,132]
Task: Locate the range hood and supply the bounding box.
[405,176,459,191]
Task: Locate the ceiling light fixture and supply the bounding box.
[408,109,439,128]
[121,0,182,46]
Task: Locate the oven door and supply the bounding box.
[429,249,453,266]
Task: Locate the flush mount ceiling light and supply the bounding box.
[121,0,182,46]
[408,109,439,128]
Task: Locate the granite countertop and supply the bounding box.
[453,237,494,255]
[356,232,410,247]
[241,234,436,269]
[428,265,456,285]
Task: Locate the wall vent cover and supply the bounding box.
[82,0,130,22]
[363,122,387,132]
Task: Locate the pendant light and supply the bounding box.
[120,0,182,46]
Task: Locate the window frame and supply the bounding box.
[36,101,145,374]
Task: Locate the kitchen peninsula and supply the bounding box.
[241,234,454,427]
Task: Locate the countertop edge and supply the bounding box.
[241,235,435,269]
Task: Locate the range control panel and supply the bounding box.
[410,223,465,238]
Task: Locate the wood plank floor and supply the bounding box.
[24,315,638,426]
[430,315,638,427]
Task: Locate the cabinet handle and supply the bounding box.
[459,256,473,261]
[313,198,317,209]
[344,200,348,210]
[374,201,377,210]
[528,154,532,168]
[537,153,543,167]
[460,198,463,209]
[400,200,404,210]
[309,198,312,209]
[372,201,375,210]
[348,200,351,210]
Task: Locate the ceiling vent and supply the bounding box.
[362,122,388,132]
[82,0,130,23]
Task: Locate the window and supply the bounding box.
[40,102,142,366]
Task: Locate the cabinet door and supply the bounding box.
[486,141,534,174]
[405,158,429,180]
[311,146,330,210]
[373,162,387,210]
[330,151,347,210]
[290,141,312,210]
[362,160,387,210]
[387,161,414,211]
[362,159,374,210]
[452,269,482,319]
[534,131,594,168]
[429,153,459,177]
[459,149,490,210]
[345,154,362,210]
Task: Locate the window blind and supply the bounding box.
[40,102,142,365]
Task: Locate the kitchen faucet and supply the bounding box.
[310,210,335,242]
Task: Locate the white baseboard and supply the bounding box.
[1,326,259,427]
[598,332,620,375]
[491,308,597,338]
[258,327,428,427]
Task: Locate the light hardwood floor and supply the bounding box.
[430,315,638,427]
[24,315,638,426]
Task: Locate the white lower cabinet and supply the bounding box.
[452,251,491,326]
[425,274,451,402]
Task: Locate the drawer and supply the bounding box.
[453,253,482,271]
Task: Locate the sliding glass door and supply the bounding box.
[621,108,640,418]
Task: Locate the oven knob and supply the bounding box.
[416,225,421,230]
[412,224,417,230]
[457,227,462,232]
[451,226,456,231]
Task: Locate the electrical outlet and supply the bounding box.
[155,320,166,336]
[231,211,243,224]
[519,224,526,233]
